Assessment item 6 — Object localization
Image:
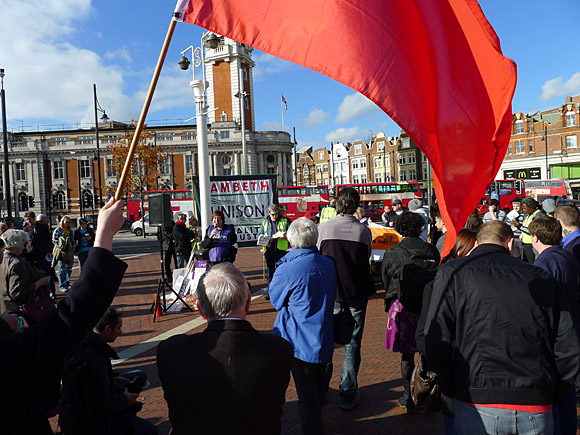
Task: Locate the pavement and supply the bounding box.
[50,245,447,434]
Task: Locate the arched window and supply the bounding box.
[53,190,67,210]
[220,111,227,121]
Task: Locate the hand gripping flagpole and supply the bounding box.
[114,17,177,201]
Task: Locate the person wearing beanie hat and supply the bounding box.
[407,199,428,241]
[542,198,557,216]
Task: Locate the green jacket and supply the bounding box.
[260,217,290,253]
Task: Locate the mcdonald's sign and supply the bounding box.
[503,167,541,180]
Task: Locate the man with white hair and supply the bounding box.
[157,263,293,434]
[270,217,337,434]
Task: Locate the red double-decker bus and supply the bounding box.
[336,182,422,220]
[278,185,330,220]
[524,178,572,202]
[478,179,525,214]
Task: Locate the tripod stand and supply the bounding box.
[151,228,194,323]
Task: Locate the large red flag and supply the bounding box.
[174,0,516,254]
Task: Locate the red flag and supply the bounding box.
[174,0,517,255]
[281,93,288,111]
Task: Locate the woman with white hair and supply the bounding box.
[269,217,337,435]
[0,229,51,313]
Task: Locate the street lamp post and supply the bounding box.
[1,69,12,219]
[544,124,550,179]
[179,32,220,233]
[93,84,109,208]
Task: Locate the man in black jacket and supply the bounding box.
[23,211,55,295]
[157,220,176,280]
[61,308,157,435]
[0,198,128,435]
[157,263,293,434]
[173,213,195,269]
[425,220,580,433]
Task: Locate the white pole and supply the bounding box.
[239,69,247,175]
[192,79,211,233]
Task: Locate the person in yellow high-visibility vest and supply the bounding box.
[259,204,291,299]
[319,199,337,225]
[511,197,546,264]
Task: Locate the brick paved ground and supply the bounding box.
[51,245,446,434]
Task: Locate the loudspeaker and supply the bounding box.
[149,193,172,227]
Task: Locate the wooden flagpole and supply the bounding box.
[114,18,177,201]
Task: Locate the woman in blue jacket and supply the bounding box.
[269,217,337,435]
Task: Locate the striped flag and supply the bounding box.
[281,93,288,111]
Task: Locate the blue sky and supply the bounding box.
[1,0,579,150]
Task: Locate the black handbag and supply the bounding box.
[333,285,355,345]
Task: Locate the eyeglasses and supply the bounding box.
[269,212,278,216]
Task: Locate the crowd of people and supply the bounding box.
[2,190,580,435]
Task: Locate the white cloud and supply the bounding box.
[259,120,282,131]
[105,46,132,63]
[540,72,580,101]
[252,51,297,81]
[298,108,330,127]
[325,126,362,143]
[335,93,379,123]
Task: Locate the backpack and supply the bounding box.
[396,250,438,313]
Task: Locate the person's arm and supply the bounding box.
[201,227,214,249]
[551,282,580,385]
[424,267,456,397]
[7,260,41,305]
[268,266,291,310]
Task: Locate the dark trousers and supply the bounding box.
[522,243,536,264]
[163,249,175,280]
[292,358,326,435]
[264,248,286,283]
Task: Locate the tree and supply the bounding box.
[106,123,171,196]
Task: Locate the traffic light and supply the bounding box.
[19,194,28,211]
[52,194,59,209]
[28,196,35,208]
[82,192,93,208]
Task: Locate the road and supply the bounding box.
[112,231,160,256]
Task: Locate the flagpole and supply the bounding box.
[115,17,177,201]
[281,93,285,133]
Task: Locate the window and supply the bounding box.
[316,165,322,174]
[266,154,275,163]
[222,155,231,164]
[53,191,67,210]
[220,131,230,139]
[399,154,406,165]
[566,111,576,127]
[223,168,232,175]
[399,171,407,181]
[185,155,193,174]
[374,158,382,168]
[377,142,385,152]
[244,99,249,110]
[507,144,512,155]
[515,141,525,154]
[566,135,578,149]
[157,132,174,141]
[408,153,416,164]
[527,121,532,132]
[80,160,91,178]
[78,136,95,145]
[181,131,197,141]
[352,159,359,170]
[323,163,328,173]
[360,158,366,168]
[353,175,359,183]
[423,167,428,179]
[101,134,121,145]
[266,167,276,174]
[341,162,346,171]
[528,140,533,153]
[220,112,227,121]
[319,151,324,160]
[402,137,410,148]
[15,163,26,181]
[53,161,64,179]
[385,155,390,166]
[50,137,68,146]
[375,173,382,182]
[159,159,171,175]
[515,120,524,134]
[354,144,362,155]
[361,174,367,183]
[409,169,416,180]
[105,159,114,177]
[334,163,339,172]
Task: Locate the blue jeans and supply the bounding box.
[57,260,73,288]
[455,399,554,435]
[327,299,367,403]
[176,254,187,269]
[552,386,576,435]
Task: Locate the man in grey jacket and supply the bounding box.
[318,187,375,411]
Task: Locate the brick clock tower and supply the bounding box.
[204,34,256,131]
